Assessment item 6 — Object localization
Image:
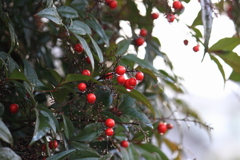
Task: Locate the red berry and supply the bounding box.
[157,122,167,135]
[108,0,118,9]
[105,118,115,128]
[117,75,125,85]
[193,45,200,52]
[135,72,144,81]
[172,1,182,10]
[74,44,84,53]
[87,93,96,104]
[167,123,174,129]
[151,12,159,19]
[49,140,58,149]
[41,144,46,152]
[120,140,129,148]
[140,28,147,37]
[124,79,134,90]
[129,78,137,87]
[183,39,188,45]
[82,69,91,76]
[9,103,19,114]
[115,66,126,75]
[85,57,91,64]
[166,13,175,22]
[105,128,114,136]
[78,83,87,92]
[135,37,145,46]
[105,72,113,80]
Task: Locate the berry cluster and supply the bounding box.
[104,118,115,136]
[183,39,200,52]
[157,122,174,135]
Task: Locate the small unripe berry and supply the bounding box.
[120,140,129,148]
[105,118,115,128]
[167,123,174,129]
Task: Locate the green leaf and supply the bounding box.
[68,150,100,160]
[114,85,155,117]
[163,138,181,160]
[57,6,78,18]
[115,39,131,56]
[136,146,156,160]
[70,0,88,11]
[137,144,169,160]
[71,123,103,142]
[69,20,91,35]
[229,70,240,82]
[208,37,240,52]
[215,51,240,74]
[52,88,70,103]
[8,21,18,54]
[0,52,19,72]
[99,153,113,160]
[47,68,62,83]
[8,69,30,83]
[46,149,76,160]
[85,16,109,47]
[70,141,97,152]
[36,7,62,25]
[61,74,100,84]
[191,10,202,27]
[0,119,13,147]
[30,110,51,145]
[74,34,94,71]
[128,144,141,160]
[38,105,60,133]
[0,147,21,160]
[62,114,75,139]
[95,86,113,107]
[88,34,103,62]
[0,103,4,116]
[210,55,226,83]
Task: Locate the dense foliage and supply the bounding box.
[1,0,240,159]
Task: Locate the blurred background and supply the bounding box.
[135,0,240,159]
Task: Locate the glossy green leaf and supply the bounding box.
[114,85,155,117]
[69,20,91,35]
[36,7,62,25]
[229,70,240,82]
[57,6,78,18]
[68,150,100,160]
[0,52,19,72]
[101,111,122,123]
[95,86,113,107]
[0,103,4,116]
[85,16,109,47]
[71,123,103,142]
[0,147,21,160]
[136,146,156,160]
[8,69,30,83]
[115,39,131,56]
[47,68,62,83]
[70,141,97,152]
[88,34,103,62]
[61,74,100,84]
[70,0,88,11]
[30,110,51,145]
[137,144,169,160]
[208,37,240,52]
[0,119,13,147]
[52,88,70,103]
[191,10,202,27]
[74,34,94,71]
[8,21,18,54]
[46,149,76,160]
[210,55,226,83]
[119,94,136,109]
[128,144,141,160]
[99,153,113,160]
[120,148,131,160]
[216,51,240,74]
[62,114,74,139]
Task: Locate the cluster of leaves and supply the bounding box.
[3,0,239,159]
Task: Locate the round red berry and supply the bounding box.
[135,37,145,46]
[193,45,200,52]
[105,72,113,80]
[166,13,175,22]
[117,75,125,85]
[87,93,96,104]
[124,79,134,90]
[172,1,182,10]
[183,39,188,45]
[9,103,19,114]
[105,128,114,136]
[74,44,84,53]
[135,72,144,81]
[140,28,147,37]
[120,140,129,148]
[167,123,174,129]
[108,0,117,9]
[105,118,115,128]
[48,140,58,149]
[115,66,126,75]
[129,78,137,87]
[85,57,91,64]
[82,69,91,76]
[78,83,87,92]
[151,12,159,19]
[157,122,167,135]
